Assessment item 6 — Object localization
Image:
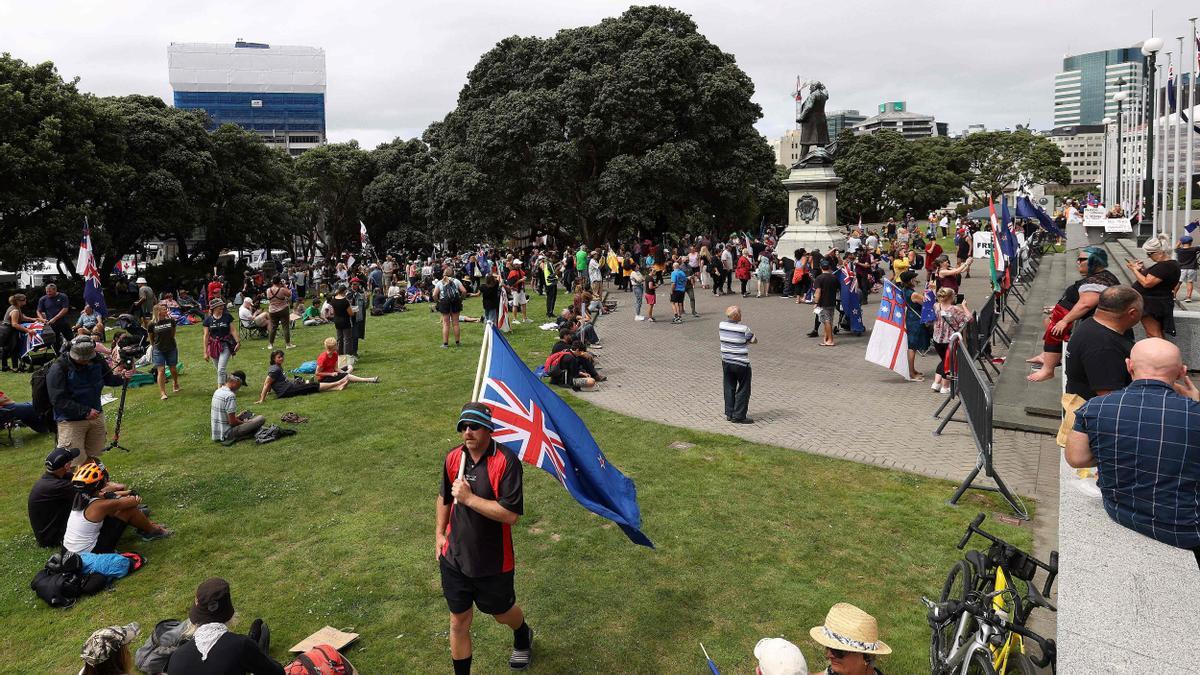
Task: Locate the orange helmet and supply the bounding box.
[71,461,108,491]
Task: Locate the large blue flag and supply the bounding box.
[75,219,108,317]
[1015,196,1064,239]
[999,196,1018,261]
[479,325,653,547]
[836,263,864,334]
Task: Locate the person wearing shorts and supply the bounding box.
[148,303,181,401]
[436,403,533,673]
[434,271,466,348]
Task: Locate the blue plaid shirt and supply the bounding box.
[1074,379,1200,549]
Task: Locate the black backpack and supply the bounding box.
[30,361,54,416]
[442,278,461,302]
[255,424,298,444]
[31,551,108,608]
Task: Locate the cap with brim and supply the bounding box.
[900,270,919,285]
[809,603,891,655]
[81,622,141,666]
[209,298,224,308]
[457,402,494,432]
[136,277,147,284]
[1181,235,1193,243]
[46,447,81,471]
[190,577,235,625]
[69,338,97,361]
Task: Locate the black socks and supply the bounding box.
[514,622,532,650]
[453,656,472,675]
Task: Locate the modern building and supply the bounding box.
[771,129,803,167]
[853,101,946,139]
[961,124,988,136]
[1053,45,1145,127]
[168,40,327,155]
[1046,125,1106,185]
[826,109,866,139]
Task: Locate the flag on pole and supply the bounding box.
[476,324,653,547]
[837,262,864,334]
[1015,196,1064,238]
[75,219,108,317]
[864,279,910,380]
[497,286,512,333]
[987,196,1005,291]
[359,221,374,260]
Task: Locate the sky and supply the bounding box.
[1,0,1196,149]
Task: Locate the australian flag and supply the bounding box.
[837,262,864,334]
[1015,196,1064,239]
[75,219,108,317]
[479,324,653,547]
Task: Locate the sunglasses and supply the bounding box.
[460,422,488,432]
[1076,258,1089,263]
[826,647,850,659]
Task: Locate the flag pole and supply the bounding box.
[1175,39,1185,242]
[1187,18,1198,233]
[457,322,495,490]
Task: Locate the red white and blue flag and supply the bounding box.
[21,321,48,357]
[478,324,652,547]
[864,279,910,380]
[75,219,108,317]
[497,286,512,333]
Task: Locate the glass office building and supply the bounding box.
[1054,46,1144,127]
[168,41,326,155]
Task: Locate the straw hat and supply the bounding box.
[809,603,891,655]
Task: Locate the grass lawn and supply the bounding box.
[0,295,1032,673]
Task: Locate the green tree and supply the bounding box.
[835,131,965,222]
[293,141,375,258]
[958,129,1070,203]
[362,138,434,248]
[205,124,298,263]
[423,5,780,246]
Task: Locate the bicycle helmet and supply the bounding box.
[71,461,109,491]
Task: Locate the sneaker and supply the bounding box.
[806,331,819,338]
[140,526,173,542]
[940,385,951,394]
[731,417,754,424]
[692,312,700,318]
[591,344,603,349]
[266,344,275,351]
[647,317,656,322]
[510,626,534,670]
[931,381,940,391]
[285,343,297,349]
[441,343,449,348]
[635,315,644,321]
[1186,297,1193,303]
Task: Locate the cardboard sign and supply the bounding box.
[1103,217,1133,233]
[972,231,993,259]
[1082,207,1108,227]
[289,626,360,653]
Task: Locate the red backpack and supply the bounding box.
[543,350,569,373]
[285,644,355,675]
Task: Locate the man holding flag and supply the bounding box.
[76,219,109,319]
[436,402,534,673]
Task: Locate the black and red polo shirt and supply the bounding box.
[440,441,524,578]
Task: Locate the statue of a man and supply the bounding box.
[797,81,830,158]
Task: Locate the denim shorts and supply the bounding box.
[151,348,178,366]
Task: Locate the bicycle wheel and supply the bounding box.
[941,559,975,603]
[932,560,977,667]
[966,648,999,674]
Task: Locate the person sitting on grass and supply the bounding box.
[29,448,110,547]
[300,297,327,326]
[73,303,106,341]
[752,637,807,675]
[166,578,285,675]
[808,603,890,675]
[79,622,141,675]
[1,387,49,433]
[62,460,172,554]
[255,349,346,404]
[548,340,603,391]
[211,371,265,445]
[315,337,380,384]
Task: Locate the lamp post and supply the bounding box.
[1115,82,1130,208]
[1102,117,1113,205]
[1142,38,1164,237]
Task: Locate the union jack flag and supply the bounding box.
[22,321,47,357]
[477,325,652,547]
[75,219,108,316]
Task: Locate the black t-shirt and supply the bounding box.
[28,473,74,547]
[814,272,840,308]
[482,285,500,311]
[440,441,523,578]
[150,318,177,353]
[267,364,290,396]
[1135,260,1181,298]
[1057,269,1120,313]
[203,312,232,338]
[166,632,284,675]
[330,297,352,329]
[1064,318,1134,399]
[1176,246,1199,270]
[550,340,571,354]
[956,238,971,259]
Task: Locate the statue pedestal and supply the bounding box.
[776,163,843,258]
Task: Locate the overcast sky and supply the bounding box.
[1,1,1195,149]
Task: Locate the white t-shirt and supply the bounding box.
[846,236,862,253]
[211,386,237,441]
[865,235,879,250]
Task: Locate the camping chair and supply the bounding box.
[240,317,268,340]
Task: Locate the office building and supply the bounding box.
[771,129,803,166]
[1046,125,1106,185]
[1053,45,1145,127]
[826,109,866,139]
[853,101,945,139]
[168,40,326,155]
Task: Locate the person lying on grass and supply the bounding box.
[256,349,346,404]
[315,337,379,384]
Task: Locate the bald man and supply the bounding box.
[718,305,757,423]
[1067,338,1200,561]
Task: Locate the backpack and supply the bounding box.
[285,644,356,675]
[30,361,54,415]
[134,619,194,675]
[255,424,298,444]
[31,551,109,608]
[441,279,461,302]
[543,350,569,377]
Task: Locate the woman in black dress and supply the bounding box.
[1127,234,1181,337]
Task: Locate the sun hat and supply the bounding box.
[80,622,141,666]
[809,603,891,655]
[69,336,97,361]
[457,402,494,432]
[189,578,235,625]
[754,637,808,675]
[136,277,147,284]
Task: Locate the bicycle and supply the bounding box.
[924,513,1058,674]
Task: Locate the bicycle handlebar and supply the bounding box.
[958,513,987,549]
[924,598,1057,669]
[958,513,1059,599]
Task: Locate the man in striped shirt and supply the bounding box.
[719,306,757,424]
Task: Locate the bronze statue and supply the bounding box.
[797,81,829,159]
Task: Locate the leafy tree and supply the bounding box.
[294,141,375,258]
[958,129,1070,203]
[835,131,968,223]
[424,5,780,245]
[204,124,298,263]
[362,138,434,248]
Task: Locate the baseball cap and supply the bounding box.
[754,637,807,675]
[1181,235,1193,244]
[80,623,141,667]
[457,402,495,432]
[45,447,81,471]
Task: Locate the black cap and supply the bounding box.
[45,447,80,471]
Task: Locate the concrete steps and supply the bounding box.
[992,252,1070,435]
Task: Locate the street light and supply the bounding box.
[1114,80,1130,208]
[1142,37,1164,234]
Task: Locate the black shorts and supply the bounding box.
[440,558,515,615]
[669,289,685,303]
[438,298,463,315]
[317,372,346,383]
